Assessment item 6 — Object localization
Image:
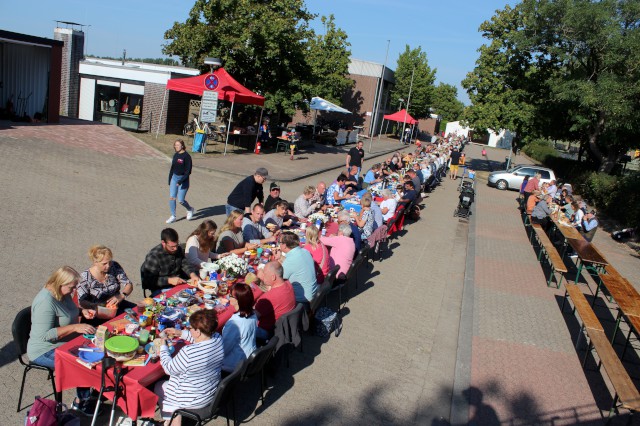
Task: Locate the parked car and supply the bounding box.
[487,165,556,191]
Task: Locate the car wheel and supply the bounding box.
[496,179,508,190]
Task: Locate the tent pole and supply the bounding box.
[156,90,168,139]
[378,118,385,141]
[223,100,236,156]
[254,106,264,152]
[313,109,317,135]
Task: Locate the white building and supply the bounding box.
[445,120,515,149]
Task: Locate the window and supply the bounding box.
[95,84,143,130]
[539,170,551,180]
[515,168,535,177]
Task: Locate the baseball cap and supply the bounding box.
[270,182,281,191]
[255,168,269,177]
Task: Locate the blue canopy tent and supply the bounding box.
[310,96,351,134]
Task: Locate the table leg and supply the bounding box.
[575,260,584,283]
[621,327,633,360]
[612,310,623,344]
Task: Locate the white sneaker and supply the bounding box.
[166,215,176,224]
[187,208,195,220]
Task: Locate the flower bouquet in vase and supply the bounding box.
[212,253,248,281]
[308,212,329,225]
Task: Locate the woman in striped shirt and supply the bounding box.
[155,309,224,424]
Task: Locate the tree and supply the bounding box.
[463,0,640,173]
[162,1,352,120]
[392,46,436,118]
[304,15,353,107]
[431,83,464,122]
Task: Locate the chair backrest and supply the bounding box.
[310,282,332,313]
[241,336,279,380]
[345,254,363,280]
[12,307,32,358]
[194,362,243,421]
[274,303,305,350]
[324,265,340,287]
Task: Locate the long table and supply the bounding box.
[566,237,609,282]
[598,273,640,359]
[55,283,263,421]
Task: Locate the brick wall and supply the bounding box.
[142,82,166,133]
[143,83,198,135]
[54,28,83,118]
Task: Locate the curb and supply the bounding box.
[191,143,404,182]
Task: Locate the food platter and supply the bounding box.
[198,280,218,294]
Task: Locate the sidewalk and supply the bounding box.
[191,136,406,182]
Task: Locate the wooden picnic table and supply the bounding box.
[566,237,608,283]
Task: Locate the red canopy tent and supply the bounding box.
[381,109,419,143]
[383,109,417,124]
[158,68,265,155]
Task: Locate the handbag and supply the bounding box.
[25,397,79,426]
[315,307,342,337]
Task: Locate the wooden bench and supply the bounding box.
[532,224,568,288]
[563,283,640,416]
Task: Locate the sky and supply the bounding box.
[0,0,517,104]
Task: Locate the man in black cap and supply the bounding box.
[226,168,268,215]
[264,182,283,212]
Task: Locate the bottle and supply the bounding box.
[149,326,156,341]
[315,219,322,229]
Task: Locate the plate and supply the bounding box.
[79,350,104,363]
[104,336,138,353]
[83,334,95,340]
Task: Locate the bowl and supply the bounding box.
[97,305,118,320]
[177,291,191,303]
[198,281,218,295]
[104,336,139,362]
[79,350,104,363]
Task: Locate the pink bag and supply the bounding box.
[25,397,58,426]
[481,148,487,156]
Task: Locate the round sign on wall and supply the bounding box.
[204,74,219,90]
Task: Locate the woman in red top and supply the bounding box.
[303,225,330,283]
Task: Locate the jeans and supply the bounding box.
[225,204,242,216]
[32,349,91,401]
[169,174,192,216]
[256,327,271,340]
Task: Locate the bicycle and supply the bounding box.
[183,114,215,139]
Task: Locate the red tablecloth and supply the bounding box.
[55,282,263,420]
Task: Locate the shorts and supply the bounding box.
[449,164,459,172]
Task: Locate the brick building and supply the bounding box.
[54,26,83,118]
[290,58,395,137]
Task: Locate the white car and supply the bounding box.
[487,165,556,191]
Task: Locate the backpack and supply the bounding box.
[408,205,421,221]
[25,397,79,426]
[315,307,342,337]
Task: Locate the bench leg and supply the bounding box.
[561,290,569,312]
[608,394,620,419]
[556,272,564,290]
[582,338,592,367]
[547,266,554,287]
[576,323,585,350]
[621,327,633,360]
[612,310,623,344]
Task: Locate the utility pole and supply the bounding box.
[400,67,415,145]
[369,40,390,153]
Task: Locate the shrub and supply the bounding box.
[522,138,558,163]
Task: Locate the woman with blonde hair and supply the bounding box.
[352,196,374,240]
[303,225,330,283]
[216,210,258,255]
[185,220,229,268]
[28,266,97,414]
[77,245,135,314]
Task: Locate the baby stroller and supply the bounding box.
[454,180,475,218]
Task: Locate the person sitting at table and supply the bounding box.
[571,201,586,228]
[278,231,317,305]
[321,224,356,279]
[379,189,397,223]
[531,194,553,231]
[326,174,354,205]
[242,203,278,245]
[303,225,330,283]
[580,210,599,242]
[362,192,383,230]
[351,196,375,240]
[309,181,328,209]
[406,169,423,199]
[362,164,382,189]
[78,245,135,317]
[523,172,541,205]
[254,261,296,339]
[398,180,418,209]
[264,200,294,230]
[216,210,258,255]
[28,266,97,415]
[345,165,360,191]
[526,190,541,216]
[185,220,231,269]
[294,186,322,218]
[555,187,569,204]
[546,180,557,198]
[337,210,362,253]
[141,228,200,296]
[221,283,257,372]
[156,309,224,424]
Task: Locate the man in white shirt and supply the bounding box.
[380,189,397,222]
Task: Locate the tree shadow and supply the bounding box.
[192,205,227,220]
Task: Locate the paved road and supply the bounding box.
[2,121,639,425]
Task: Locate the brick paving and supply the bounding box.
[3,121,640,425]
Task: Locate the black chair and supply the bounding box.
[311,265,340,313]
[352,251,368,290]
[239,336,279,406]
[12,307,57,412]
[274,303,306,367]
[170,361,243,426]
[140,264,151,298]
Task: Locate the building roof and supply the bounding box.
[348,58,395,82]
[0,29,63,48]
[82,57,200,75]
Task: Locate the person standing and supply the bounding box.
[166,140,195,224]
[226,168,268,216]
[449,147,462,180]
[523,173,541,205]
[346,141,365,177]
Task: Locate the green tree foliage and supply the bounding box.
[163,1,351,119]
[431,83,464,122]
[463,0,640,173]
[304,15,353,107]
[392,46,436,118]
